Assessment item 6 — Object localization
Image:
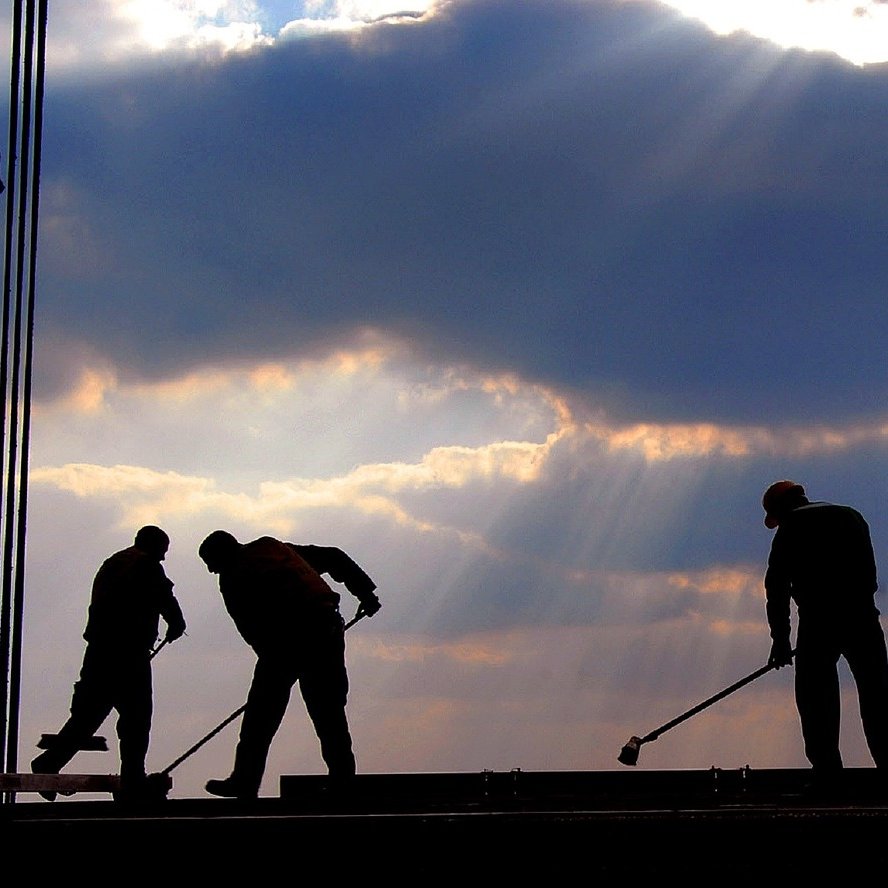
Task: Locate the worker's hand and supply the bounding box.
[358,594,381,618]
[768,638,793,669]
[165,624,186,643]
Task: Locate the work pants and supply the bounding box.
[795,615,888,771]
[35,643,153,781]
[231,615,355,791]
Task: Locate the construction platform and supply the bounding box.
[3,768,888,878]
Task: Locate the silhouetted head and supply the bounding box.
[762,481,807,529]
[134,525,170,561]
[199,530,241,574]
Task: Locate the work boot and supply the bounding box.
[30,752,59,802]
[113,772,172,804]
[325,772,356,796]
[205,776,259,800]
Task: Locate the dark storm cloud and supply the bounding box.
[35,0,888,423]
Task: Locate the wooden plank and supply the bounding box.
[0,773,120,793]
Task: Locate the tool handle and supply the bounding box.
[162,704,247,775]
[640,654,792,744]
[344,609,368,630]
[150,631,188,660]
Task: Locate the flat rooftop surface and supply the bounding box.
[4,768,888,878]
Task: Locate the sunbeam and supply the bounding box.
[658,0,888,66]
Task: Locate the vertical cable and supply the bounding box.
[8,0,47,777]
[1,0,46,797]
[0,0,25,776]
[0,0,34,779]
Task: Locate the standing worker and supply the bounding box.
[762,480,888,781]
[198,530,381,799]
[31,526,186,800]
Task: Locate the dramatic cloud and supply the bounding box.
[0,0,441,72]
[24,0,888,428]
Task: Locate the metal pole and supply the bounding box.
[0,0,25,781]
[7,0,47,777]
[1,0,35,781]
[1,0,46,797]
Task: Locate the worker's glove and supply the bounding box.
[358,593,381,618]
[165,623,186,643]
[768,638,793,669]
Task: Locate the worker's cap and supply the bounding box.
[762,480,805,529]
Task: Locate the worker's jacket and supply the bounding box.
[286,544,377,603]
[219,537,376,655]
[765,501,879,643]
[84,545,185,653]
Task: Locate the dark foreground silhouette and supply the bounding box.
[31,526,186,801]
[763,480,888,779]
[198,531,381,799]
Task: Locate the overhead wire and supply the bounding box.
[0,0,48,794]
[8,0,47,782]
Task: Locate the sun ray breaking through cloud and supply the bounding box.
[658,0,888,66]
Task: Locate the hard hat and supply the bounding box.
[762,480,805,529]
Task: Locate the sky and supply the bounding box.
[5,0,888,800]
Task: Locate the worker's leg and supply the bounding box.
[228,655,298,793]
[114,657,153,784]
[32,645,114,774]
[795,630,843,772]
[844,618,888,768]
[300,620,355,779]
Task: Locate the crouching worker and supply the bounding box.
[32,526,186,801]
[198,531,381,799]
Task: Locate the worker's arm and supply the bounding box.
[290,544,381,616]
[855,510,879,595]
[158,576,187,642]
[764,531,793,668]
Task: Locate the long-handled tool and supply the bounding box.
[618,652,794,766]
[159,609,370,781]
[161,702,247,778]
[344,608,369,630]
[150,629,190,660]
[35,635,175,761]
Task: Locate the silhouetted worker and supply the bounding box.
[198,531,381,799]
[31,525,186,800]
[763,480,888,780]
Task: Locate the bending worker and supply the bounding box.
[763,480,888,778]
[198,530,381,799]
